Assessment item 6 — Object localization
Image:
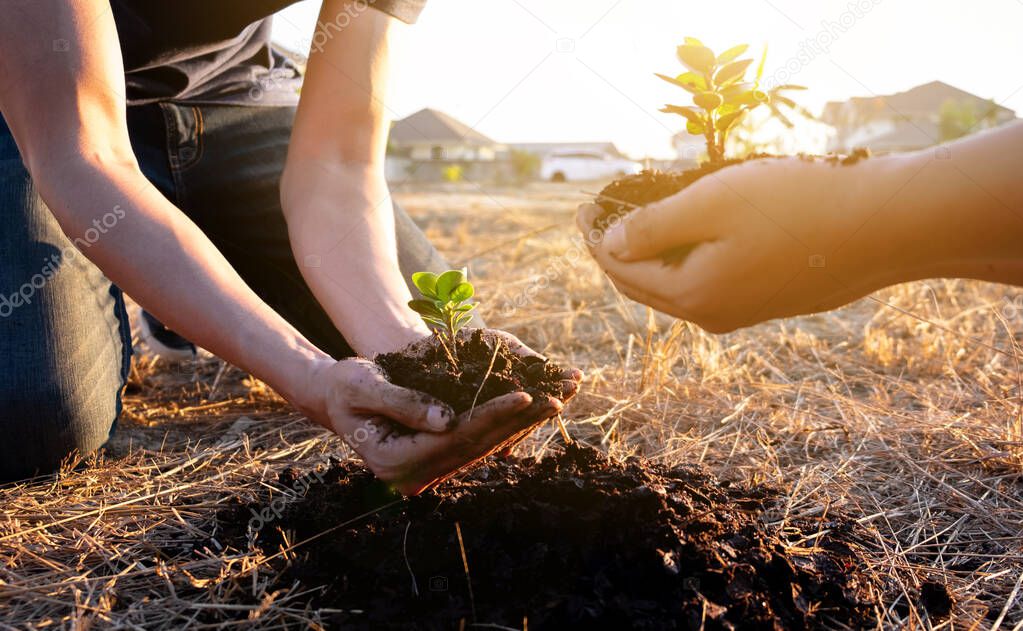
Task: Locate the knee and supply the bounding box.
[0,378,120,482]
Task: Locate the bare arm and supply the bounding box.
[580,121,1023,332]
[280,0,429,357]
[0,0,339,419]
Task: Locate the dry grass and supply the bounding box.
[1,181,1021,628]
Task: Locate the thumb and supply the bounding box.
[602,182,721,262]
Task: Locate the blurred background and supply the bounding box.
[272,0,1022,181]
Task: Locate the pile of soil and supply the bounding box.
[216,444,903,630]
[593,150,871,264]
[376,329,565,414]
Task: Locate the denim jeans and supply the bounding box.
[0,103,449,481]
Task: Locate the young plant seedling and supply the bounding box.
[408,269,477,366]
[657,37,810,162]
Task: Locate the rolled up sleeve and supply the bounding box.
[369,0,428,23]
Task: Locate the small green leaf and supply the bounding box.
[421,315,447,328]
[411,272,438,298]
[435,269,466,301]
[767,101,794,128]
[454,303,476,313]
[693,91,724,111]
[676,44,716,74]
[449,281,474,303]
[408,299,442,317]
[774,84,807,91]
[686,120,706,135]
[683,36,705,47]
[713,59,753,87]
[655,71,705,94]
[720,82,755,104]
[754,45,768,83]
[716,109,746,132]
[661,105,705,126]
[716,44,749,65]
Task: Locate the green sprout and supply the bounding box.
[657,37,809,162]
[408,269,477,361]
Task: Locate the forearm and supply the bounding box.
[282,1,427,356]
[282,163,429,356]
[39,158,332,417]
[853,122,1023,288]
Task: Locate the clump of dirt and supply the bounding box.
[593,150,870,264]
[376,329,564,415]
[918,581,955,619]
[217,444,886,630]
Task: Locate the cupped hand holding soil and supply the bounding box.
[323,329,580,496]
[579,153,912,333]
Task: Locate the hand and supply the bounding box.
[578,156,909,333]
[317,333,581,495]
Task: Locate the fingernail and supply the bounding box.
[427,405,452,430]
[604,224,630,258]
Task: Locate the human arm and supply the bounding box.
[280,0,427,357]
[579,121,1023,332]
[0,0,347,418]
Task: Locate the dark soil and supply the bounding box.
[918,581,954,619]
[594,150,870,265]
[216,444,893,630]
[376,329,565,415]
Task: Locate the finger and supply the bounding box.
[589,243,678,300]
[602,178,726,262]
[607,274,688,319]
[560,367,583,382]
[560,377,580,402]
[460,390,534,424]
[379,393,537,495]
[347,365,456,432]
[492,330,538,358]
[576,203,607,246]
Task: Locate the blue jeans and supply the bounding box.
[0,103,449,481]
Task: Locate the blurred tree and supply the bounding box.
[939,98,999,142]
[509,149,540,183]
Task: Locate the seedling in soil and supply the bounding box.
[591,35,861,264]
[408,269,476,365]
[657,37,809,163]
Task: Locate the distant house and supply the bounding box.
[389,108,505,162]
[822,80,1015,153]
[386,108,512,182]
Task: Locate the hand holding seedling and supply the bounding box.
[318,269,581,495]
[580,123,1023,333]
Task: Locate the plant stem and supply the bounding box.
[436,330,458,370]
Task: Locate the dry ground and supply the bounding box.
[1,181,1021,628]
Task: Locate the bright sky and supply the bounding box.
[272,0,1023,159]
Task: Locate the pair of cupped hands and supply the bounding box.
[316,330,581,496]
